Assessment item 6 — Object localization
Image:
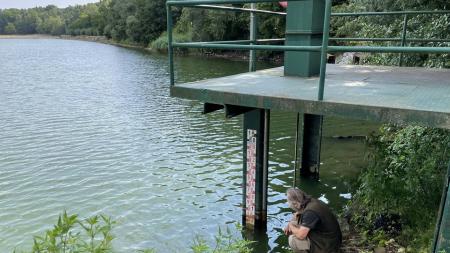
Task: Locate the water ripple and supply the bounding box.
[0,39,378,253]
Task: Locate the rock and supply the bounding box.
[374,247,386,253]
[397,247,406,253]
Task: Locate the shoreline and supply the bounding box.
[0,34,283,63]
[59,35,148,51]
[0,34,55,39]
[0,34,152,50]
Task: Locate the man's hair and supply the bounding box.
[287,188,312,210]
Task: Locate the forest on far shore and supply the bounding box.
[0,0,448,63]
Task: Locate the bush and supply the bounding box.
[149,31,192,53]
[350,125,450,250]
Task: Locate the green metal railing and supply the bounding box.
[166,0,450,101]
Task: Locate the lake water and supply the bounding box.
[0,39,378,252]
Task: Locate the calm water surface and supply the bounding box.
[0,39,378,252]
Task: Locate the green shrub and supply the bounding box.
[350,125,450,250]
[149,31,192,53]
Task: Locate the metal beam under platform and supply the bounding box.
[171,64,450,129]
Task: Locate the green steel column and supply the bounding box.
[284,0,325,76]
[318,0,332,101]
[243,109,270,230]
[399,14,409,67]
[433,162,450,252]
[284,0,325,179]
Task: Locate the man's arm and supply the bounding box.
[288,223,310,240]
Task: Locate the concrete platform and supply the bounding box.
[171,64,450,129]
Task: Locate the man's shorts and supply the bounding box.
[288,235,310,253]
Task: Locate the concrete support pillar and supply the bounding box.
[243,109,270,230]
[300,114,323,179]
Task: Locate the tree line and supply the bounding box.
[0,0,447,54]
[0,0,167,45]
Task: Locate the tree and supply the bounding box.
[37,15,65,35]
[4,22,16,34]
[0,10,6,34]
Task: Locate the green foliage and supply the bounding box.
[150,31,191,53]
[350,125,450,250]
[191,225,254,253]
[26,212,251,253]
[174,7,248,43]
[0,0,167,45]
[4,22,16,34]
[332,0,450,68]
[30,211,115,253]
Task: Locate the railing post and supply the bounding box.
[167,4,175,86]
[433,161,450,252]
[318,0,332,101]
[249,3,257,72]
[399,14,409,67]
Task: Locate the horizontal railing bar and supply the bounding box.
[173,42,322,51]
[169,1,450,18]
[195,38,285,44]
[332,37,402,42]
[191,5,287,15]
[197,39,253,44]
[406,38,450,43]
[173,42,450,54]
[331,37,450,43]
[168,0,304,6]
[332,10,450,16]
[257,38,286,43]
[328,46,450,54]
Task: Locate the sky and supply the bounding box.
[0,0,99,9]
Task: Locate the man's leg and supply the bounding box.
[288,235,310,253]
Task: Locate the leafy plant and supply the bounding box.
[25,212,252,253]
[30,211,115,253]
[191,225,254,253]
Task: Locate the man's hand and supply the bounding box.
[283,224,291,235]
[288,222,310,240]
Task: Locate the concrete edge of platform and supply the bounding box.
[171,86,450,129]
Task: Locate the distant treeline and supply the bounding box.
[0,0,167,45]
[0,0,448,64]
[0,0,285,46]
[0,0,333,47]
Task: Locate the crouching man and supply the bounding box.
[284,188,342,253]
